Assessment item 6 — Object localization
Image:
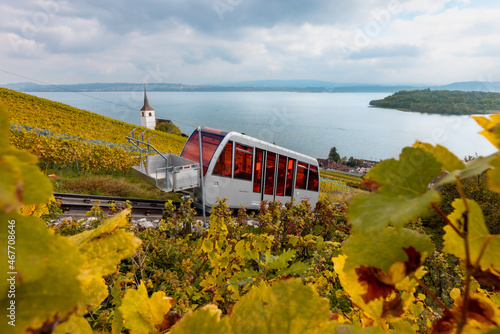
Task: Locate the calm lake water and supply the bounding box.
[30,91,496,161]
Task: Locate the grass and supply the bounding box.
[48,168,180,201]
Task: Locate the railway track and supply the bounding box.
[53,192,177,219]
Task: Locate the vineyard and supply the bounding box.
[0,88,186,154]
[2,98,500,333]
[320,169,364,198]
[320,169,363,186]
[9,130,133,174]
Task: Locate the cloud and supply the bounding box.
[1,0,500,85]
[349,44,421,59]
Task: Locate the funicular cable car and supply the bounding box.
[127,127,319,212]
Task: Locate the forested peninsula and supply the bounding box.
[369,88,500,115]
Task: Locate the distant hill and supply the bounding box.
[369,89,500,115]
[213,80,356,88]
[0,81,417,93]
[431,81,500,92]
[3,80,500,93]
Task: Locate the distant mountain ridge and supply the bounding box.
[3,80,500,93]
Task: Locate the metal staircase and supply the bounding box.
[126,128,200,192]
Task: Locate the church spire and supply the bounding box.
[140,85,154,111]
[140,85,156,129]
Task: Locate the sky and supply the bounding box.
[1,0,500,86]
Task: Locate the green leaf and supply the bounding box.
[443,199,500,272]
[266,249,295,270]
[229,277,255,286]
[17,162,53,205]
[229,278,331,334]
[343,227,434,273]
[349,147,441,232]
[413,141,465,172]
[54,314,93,334]
[112,307,124,334]
[170,305,232,334]
[280,261,312,276]
[0,212,83,334]
[436,154,495,187]
[0,105,9,152]
[120,281,175,334]
[389,320,416,333]
[5,147,39,165]
[0,157,23,212]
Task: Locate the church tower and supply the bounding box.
[140,86,156,129]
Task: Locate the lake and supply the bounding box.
[29,91,496,161]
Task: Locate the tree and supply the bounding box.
[155,122,181,135]
[346,156,362,167]
[328,147,340,162]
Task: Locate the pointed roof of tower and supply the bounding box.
[140,86,154,111]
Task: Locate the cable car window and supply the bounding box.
[253,148,263,192]
[307,165,319,192]
[276,155,287,196]
[285,158,295,196]
[213,141,233,177]
[265,152,276,195]
[295,161,308,190]
[234,143,253,181]
[180,130,224,175]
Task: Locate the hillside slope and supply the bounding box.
[0,88,186,154]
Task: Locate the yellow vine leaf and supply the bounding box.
[443,199,500,274]
[120,281,175,334]
[21,202,49,218]
[229,278,331,334]
[333,325,388,333]
[333,255,385,324]
[473,114,500,149]
[170,304,232,334]
[487,153,500,195]
[413,141,465,172]
[450,288,461,302]
[69,209,132,246]
[0,104,52,211]
[333,254,420,326]
[432,294,500,333]
[70,209,142,310]
[202,239,214,253]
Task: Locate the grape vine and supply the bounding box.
[2,99,500,333]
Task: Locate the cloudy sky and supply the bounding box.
[1,0,500,85]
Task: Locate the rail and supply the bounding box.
[53,192,178,218]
